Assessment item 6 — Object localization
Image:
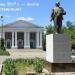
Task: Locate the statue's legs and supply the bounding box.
[57,20,62,33]
[54,19,62,33]
[54,19,58,33]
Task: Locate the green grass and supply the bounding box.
[15,62,35,75]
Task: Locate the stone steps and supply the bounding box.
[7,49,44,52]
[51,72,75,75]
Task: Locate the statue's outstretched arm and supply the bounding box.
[61,7,66,15]
[50,9,54,21]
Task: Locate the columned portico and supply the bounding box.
[5,31,43,49]
[0,20,44,49]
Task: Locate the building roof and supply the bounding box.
[4,20,43,28]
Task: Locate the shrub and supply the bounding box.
[0,38,10,55]
[0,38,6,51]
[4,59,17,75]
[0,50,10,55]
[14,58,35,65]
[33,58,44,73]
[3,58,44,75]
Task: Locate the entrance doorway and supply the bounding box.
[17,32,24,49]
[6,39,11,49]
[5,32,12,49]
[30,32,36,48]
[30,40,35,48]
[17,39,24,49]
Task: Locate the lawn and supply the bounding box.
[15,62,35,75]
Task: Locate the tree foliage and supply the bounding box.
[0,38,6,51]
[43,21,75,50]
[64,21,75,49]
[45,24,54,35]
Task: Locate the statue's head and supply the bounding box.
[55,2,60,7]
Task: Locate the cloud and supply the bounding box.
[16,17,34,21]
[26,2,39,7]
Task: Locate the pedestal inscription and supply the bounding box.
[46,34,71,63]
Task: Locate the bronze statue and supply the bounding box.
[50,2,66,33]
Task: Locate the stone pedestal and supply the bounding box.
[46,34,71,63]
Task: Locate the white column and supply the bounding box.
[12,32,14,48]
[36,32,40,48]
[39,32,42,48]
[26,32,30,48]
[28,32,30,48]
[25,32,30,48]
[15,32,17,48]
[24,32,26,48]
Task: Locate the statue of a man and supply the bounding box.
[50,2,66,33]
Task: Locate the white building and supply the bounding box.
[0,20,44,49]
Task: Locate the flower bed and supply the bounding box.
[2,58,44,75]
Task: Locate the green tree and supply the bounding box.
[42,33,46,51]
[64,21,75,49]
[45,24,54,35]
[4,59,17,75]
[42,24,54,51]
[43,21,75,51]
[0,38,6,51]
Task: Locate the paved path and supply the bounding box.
[51,72,75,75]
[0,49,46,64]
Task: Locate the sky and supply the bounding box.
[0,0,75,27]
